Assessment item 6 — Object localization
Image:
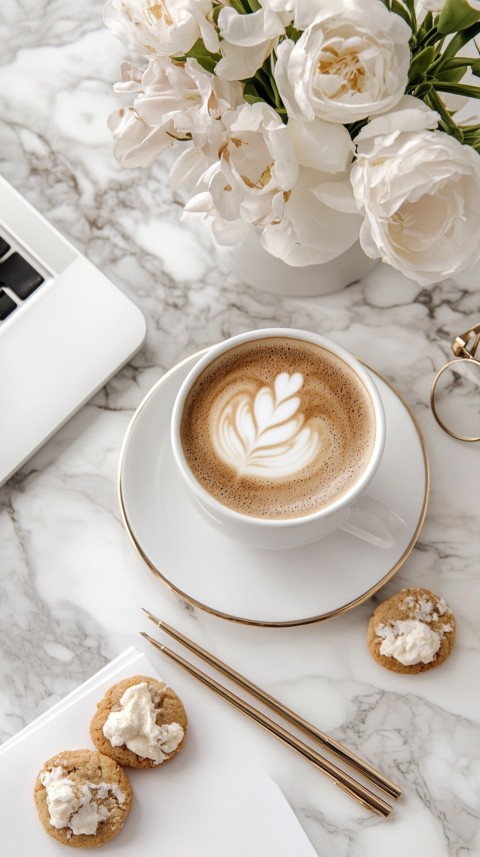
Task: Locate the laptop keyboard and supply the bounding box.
[0,233,44,320]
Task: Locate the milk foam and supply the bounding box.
[180,338,376,519]
[212,371,322,479]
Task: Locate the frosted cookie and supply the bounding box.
[367,588,456,674]
[90,675,187,768]
[34,749,133,848]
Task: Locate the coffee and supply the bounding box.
[179,337,376,519]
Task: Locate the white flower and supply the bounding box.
[350,97,480,284]
[169,146,213,193]
[107,107,167,168]
[108,57,242,167]
[416,0,444,11]
[215,2,287,80]
[467,1,480,10]
[274,0,411,124]
[185,101,362,265]
[261,167,362,266]
[286,117,354,173]
[107,62,171,167]
[262,0,295,17]
[185,101,299,242]
[103,0,218,57]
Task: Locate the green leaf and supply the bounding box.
[417,10,433,38]
[390,0,412,28]
[228,0,249,13]
[408,46,436,83]
[425,90,465,141]
[243,81,261,98]
[439,23,480,63]
[403,0,417,30]
[243,93,264,104]
[434,81,480,98]
[436,56,480,74]
[463,130,480,145]
[409,82,433,98]
[437,0,480,35]
[185,38,221,73]
[284,25,303,43]
[437,65,471,83]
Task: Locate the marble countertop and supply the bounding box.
[1,2,479,854]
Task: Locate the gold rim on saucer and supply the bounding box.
[118,349,429,627]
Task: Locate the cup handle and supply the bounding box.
[340,496,406,549]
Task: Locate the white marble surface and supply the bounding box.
[1,2,480,854]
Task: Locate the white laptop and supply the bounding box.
[0,175,147,487]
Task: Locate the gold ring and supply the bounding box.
[431,357,480,443]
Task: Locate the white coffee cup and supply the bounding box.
[171,329,405,550]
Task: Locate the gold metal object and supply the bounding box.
[141,630,394,817]
[142,610,402,801]
[431,322,480,442]
[452,323,480,359]
[118,349,430,628]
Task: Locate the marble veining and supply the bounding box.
[1,2,480,854]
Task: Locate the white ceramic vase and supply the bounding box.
[218,228,376,297]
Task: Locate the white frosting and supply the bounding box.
[103,682,184,764]
[40,766,125,835]
[211,371,322,478]
[376,620,441,666]
[401,593,447,622]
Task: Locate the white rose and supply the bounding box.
[103,0,218,57]
[185,101,299,243]
[274,0,411,124]
[108,57,241,167]
[215,2,287,80]
[351,98,480,284]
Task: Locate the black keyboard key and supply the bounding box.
[0,289,17,320]
[0,251,43,299]
[0,236,10,258]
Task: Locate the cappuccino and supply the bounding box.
[179,337,376,519]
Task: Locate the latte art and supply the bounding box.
[180,337,376,519]
[213,372,322,479]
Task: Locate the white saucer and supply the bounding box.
[119,351,429,627]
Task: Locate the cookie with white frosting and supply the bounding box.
[90,675,187,768]
[34,748,133,848]
[367,588,456,674]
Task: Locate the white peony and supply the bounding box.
[108,57,242,167]
[103,0,218,57]
[350,97,480,284]
[274,0,411,124]
[185,101,299,244]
